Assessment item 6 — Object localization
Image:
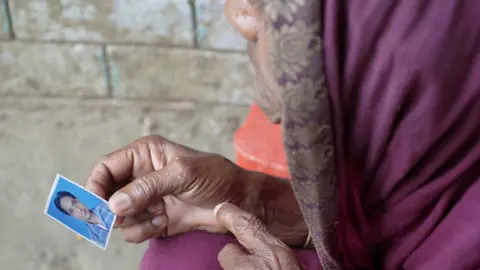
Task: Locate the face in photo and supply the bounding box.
[44,174,117,249]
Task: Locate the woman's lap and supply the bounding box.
[140,231,323,270]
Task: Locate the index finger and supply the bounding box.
[214,202,267,251]
[84,145,137,199]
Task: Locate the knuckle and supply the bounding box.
[217,243,238,261]
[266,235,289,249]
[173,154,231,181]
[210,154,236,171]
[132,135,166,153]
[89,159,111,178]
[231,215,249,235]
[171,156,192,169]
[262,246,298,269]
[276,251,295,264]
[232,213,265,238]
[123,231,145,244]
[170,156,194,178]
[92,157,107,168]
[248,215,266,231]
[209,153,229,164]
[126,235,144,244]
[124,146,137,164]
[123,222,158,244]
[136,135,160,144]
[246,214,267,234]
[132,175,158,200]
[233,259,267,270]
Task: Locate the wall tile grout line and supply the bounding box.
[1,0,14,39]
[0,1,253,121]
[189,0,199,48]
[0,94,251,108]
[101,45,114,98]
[0,38,246,55]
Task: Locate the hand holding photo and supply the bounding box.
[44,174,117,249]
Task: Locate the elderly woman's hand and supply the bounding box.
[214,202,303,270]
[84,135,308,246]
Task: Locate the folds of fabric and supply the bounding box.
[264,0,479,269]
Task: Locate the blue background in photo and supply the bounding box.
[47,176,106,240]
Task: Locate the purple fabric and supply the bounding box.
[140,232,323,270]
[139,0,480,269]
[323,0,480,268]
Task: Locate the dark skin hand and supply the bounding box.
[214,202,303,270]
[84,135,309,246]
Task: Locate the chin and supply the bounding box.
[259,106,282,124]
[256,102,282,124]
[253,82,283,125]
[269,115,282,124]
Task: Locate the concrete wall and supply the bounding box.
[0,1,252,269]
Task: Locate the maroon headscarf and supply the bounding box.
[265,0,480,269]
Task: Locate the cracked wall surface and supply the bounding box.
[0,1,252,269]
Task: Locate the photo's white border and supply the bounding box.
[44,173,117,250]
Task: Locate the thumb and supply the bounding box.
[214,202,266,251]
[109,161,186,215]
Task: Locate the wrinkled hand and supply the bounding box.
[214,202,303,270]
[84,135,308,246]
[85,135,255,242]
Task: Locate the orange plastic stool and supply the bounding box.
[234,103,290,179]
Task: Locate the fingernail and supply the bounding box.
[114,216,125,227]
[152,216,165,227]
[109,192,132,213]
[213,202,229,217]
[147,205,157,213]
[147,202,164,214]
